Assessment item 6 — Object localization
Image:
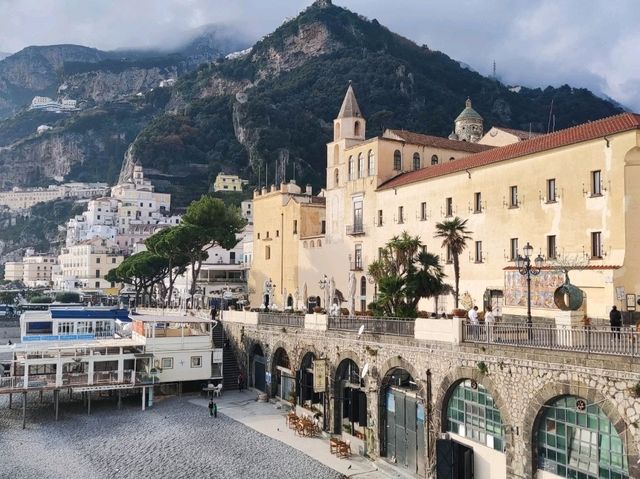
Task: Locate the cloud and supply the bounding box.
[0,0,638,109]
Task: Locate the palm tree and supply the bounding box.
[434,217,473,308]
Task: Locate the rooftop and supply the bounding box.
[384,129,494,154]
[379,112,640,191]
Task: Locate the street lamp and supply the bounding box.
[515,242,544,328]
[318,275,329,310]
[367,275,378,303]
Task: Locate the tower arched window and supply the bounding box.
[431,155,439,165]
[358,153,365,178]
[348,156,354,180]
[334,168,340,188]
[413,153,421,171]
[393,150,402,171]
[334,122,340,140]
[367,150,375,176]
[354,121,361,137]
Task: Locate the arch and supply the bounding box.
[523,381,638,478]
[431,154,439,165]
[333,168,339,188]
[449,157,455,162]
[334,122,340,140]
[368,150,375,176]
[393,150,402,171]
[297,351,322,410]
[348,155,354,180]
[333,144,339,165]
[354,120,361,137]
[317,240,322,247]
[413,152,421,171]
[334,357,363,434]
[358,152,365,178]
[249,342,266,392]
[286,294,293,308]
[271,346,294,401]
[310,240,315,248]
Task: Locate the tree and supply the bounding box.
[367,232,445,318]
[145,227,191,305]
[55,292,80,303]
[107,252,169,307]
[181,196,246,303]
[434,217,472,309]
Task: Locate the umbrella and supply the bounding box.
[303,282,308,311]
[348,272,356,315]
[329,277,336,308]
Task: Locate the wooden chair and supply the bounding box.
[338,441,351,458]
[329,437,340,454]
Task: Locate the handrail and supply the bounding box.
[327,315,415,337]
[257,313,304,328]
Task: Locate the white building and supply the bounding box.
[3,249,58,287]
[29,96,79,112]
[0,183,109,211]
[55,238,124,292]
[241,200,253,224]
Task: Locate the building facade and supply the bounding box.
[55,238,124,292]
[213,173,248,192]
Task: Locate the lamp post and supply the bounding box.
[367,275,378,303]
[318,275,329,310]
[515,242,544,329]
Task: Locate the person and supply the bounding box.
[238,372,244,392]
[213,402,218,418]
[208,399,214,417]
[210,306,217,321]
[7,340,12,346]
[610,305,622,340]
[468,306,479,339]
[485,306,496,341]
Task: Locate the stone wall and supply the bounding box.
[223,318,640,478]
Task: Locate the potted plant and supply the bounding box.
[452,308,468,319]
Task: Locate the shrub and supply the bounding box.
[416,311,431,318]
[340,307,350,316]
[313,306,323,314]
[55,292,80,303]
[30,296,53,304]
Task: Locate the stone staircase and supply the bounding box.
[212,321,240,391]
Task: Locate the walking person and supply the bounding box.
[468,305,479,340]
[213,402,218,418]
[208,399,214,417]
[610,305,622,341]
[485,305,496,342]
[210,306,217,322]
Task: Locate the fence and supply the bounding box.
[327,316,415,337]
[258,313,305,328]
[462,323,640,356]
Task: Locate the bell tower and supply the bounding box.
[333,82,366,142]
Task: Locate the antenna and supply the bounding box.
[293,160,296,183]
[547,98,554,134]
[552,114,556,133]
[492,60,496,79]
[265,162,268,188]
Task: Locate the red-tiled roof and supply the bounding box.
[384,130,494,153]
[379,113,640,191]
[494,126,543,140]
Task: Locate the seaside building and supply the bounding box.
[249,84,640,323]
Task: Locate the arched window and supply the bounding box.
[303,241,308,248]
[334,122,340,140]
[354,120,361,137]
[537,396,629,478]
[413,153,421,171]
[310,240,315,248]
[368,150,375,176]
[446,379,504,451]
[358,153,365,178]
[449,157,455,162]
[317,240,322,247]
[334,168,339,188]
[393,150,402,171]
[348,156,354,180]
[360,276,367,295]
[431,155,439,165]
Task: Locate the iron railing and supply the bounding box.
[462,323,640,356]
[346,224,365,236]
[258,313,304,328]
[328,316,415,337]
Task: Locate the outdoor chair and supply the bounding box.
[213,384,223,397]
[329,437,340,454]
[338,441,351,458]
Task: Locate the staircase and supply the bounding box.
[212,321,240,391]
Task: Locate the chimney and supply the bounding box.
[305,184,313,195]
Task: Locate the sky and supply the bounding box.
[0,0,638,110]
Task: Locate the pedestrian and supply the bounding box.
[468,305,479,339]
[208,399,214,417]
[210,306,217,321]
[485,306,495,341]
[610,305,622,340]
[213,402,218,418]
[238,372,243,392]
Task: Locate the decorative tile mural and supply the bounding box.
[504,270,565,309]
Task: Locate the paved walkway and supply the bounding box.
[190,390,414,479]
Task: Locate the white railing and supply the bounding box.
[462,323,640,356]
[258,313,305,328]
[328,316,415,337]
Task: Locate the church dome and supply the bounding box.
[455,98,483,122]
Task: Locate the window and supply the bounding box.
[334,168,339,187]
[348,156,354,180]
[475,241,483,263]
[393,150,402,171]
[112,257,116,264]
[420,202,427,221]
[446,197,453,217]
[190,356,202,368]
[413,153,421,171]
[95,281,100,288]
[377,209,383,227]
[265,246,271,260]
[591,170,602,196]
[293,220,298,234]
[353,245,362,270]
[446,380,504,451]
[537,396,629,479]
[547,235,557,259]
[321,220,326,234]
[510,186,519,207]
[276,230,279,237]
[257,233,261,239]
[95,269,101,278]
[353,200,363,231]
[368,150,375,175]
[97,215,101,220]
[431,154,439,165]
[358,153,365,178]
[161,357,174,369]
[96,257,101,264]
[397,206,404,224]
[474,192,482,213]
[547,178,557,202]
[354,120,361,137]
[510,238,519,261]
[591,231,602,258]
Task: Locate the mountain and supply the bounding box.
[0,52,10,61]
[119,0,623,205]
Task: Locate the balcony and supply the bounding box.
[350,261,364,271]
[346,223,365,236]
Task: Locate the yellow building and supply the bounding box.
[213,173,248,192]
[249,84,640,322]
[248,182,325,308]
